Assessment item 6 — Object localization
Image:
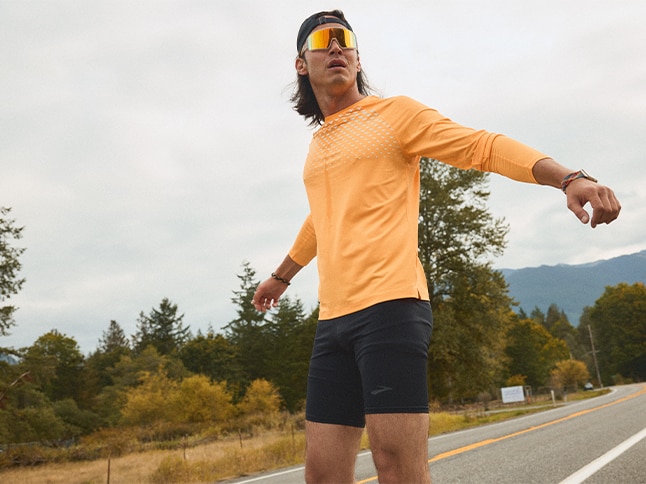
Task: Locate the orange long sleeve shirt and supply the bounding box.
[288,95,547,320]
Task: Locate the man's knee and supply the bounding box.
[366,413,431,483]
[305,421,363,483]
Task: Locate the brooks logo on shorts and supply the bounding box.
[370,385,393,396]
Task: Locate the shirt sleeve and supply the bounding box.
[288,213,317,267]
[386,96,546,183]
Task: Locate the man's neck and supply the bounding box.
[316,88,366,119]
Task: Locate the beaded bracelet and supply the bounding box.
[561,169,597,193]
[271,272,291,285]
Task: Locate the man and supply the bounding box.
[252,10,621,483]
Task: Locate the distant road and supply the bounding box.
[225,384,646,483]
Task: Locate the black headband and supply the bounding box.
[297,12,353,53]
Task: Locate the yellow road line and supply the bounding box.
[357,385,646,484]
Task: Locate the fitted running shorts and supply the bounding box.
[305,298,433,428]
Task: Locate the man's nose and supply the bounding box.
[328,38,343,52]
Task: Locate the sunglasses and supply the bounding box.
[301,28,358,55]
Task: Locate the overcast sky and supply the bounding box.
[2,1,644,353]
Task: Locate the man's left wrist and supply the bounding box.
[561,169,598,193]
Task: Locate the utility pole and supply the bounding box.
[588,324,603,388]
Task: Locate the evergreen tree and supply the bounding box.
[132,298,190,355]
[86,320,132,389]
[179,329,242,386]
[265,296,317,412]
[226,261,266,340]
[99,320,131,353]
[544,303,581,359]
[224,262,269,392]
[529,307,546,326]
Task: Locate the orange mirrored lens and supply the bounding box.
[305,28,357,52]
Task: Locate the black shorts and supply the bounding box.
[305,298,433,428]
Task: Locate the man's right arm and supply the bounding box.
[252,215,316,312]
[252,254,304,312]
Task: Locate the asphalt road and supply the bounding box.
[225,383,646,483]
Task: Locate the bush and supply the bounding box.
[9,407,66,443]
[236,379,282,431]
[150,455,193,484]
[77,427,139,458]
[171,375,234,424]
[120,371,177,426]
[550,360,590,391]
[0,443,55,468]
[53,398,103,437]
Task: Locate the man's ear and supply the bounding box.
[356,53,362,72]
[295,56,308,75]
[294,57,308,76]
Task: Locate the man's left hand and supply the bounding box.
[566,179,621,228]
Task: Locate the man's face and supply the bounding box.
[297,22,361,95]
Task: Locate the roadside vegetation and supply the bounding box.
[0,388,610,484]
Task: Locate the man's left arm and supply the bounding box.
[532,158,621,228]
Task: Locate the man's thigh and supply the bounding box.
[305,421,364,483]
[366,413,431,482]
[366,412,429,453]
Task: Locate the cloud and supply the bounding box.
[1,1,643,352]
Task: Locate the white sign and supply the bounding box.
[501,385,525,403]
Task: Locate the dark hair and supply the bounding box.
[291,10,372,126]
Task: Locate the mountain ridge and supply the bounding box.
[499,250,646,325]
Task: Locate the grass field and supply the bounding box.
[1,390,608,484]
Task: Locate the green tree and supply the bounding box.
[3,406,66,443]
[0,207,26,336]
[86,320,132,389]
[52,398,102,437]
[264,296,318,412]
[99,319,131,354]
[0,362,60,443]
[429,267,515,400]
[21,330,86,404]
[587,282,646,383]
[225,262,269,391]
[504,318,570,387]
[94,346,188,425]
[418,159,508,304]
[530,304,584,360]
[529,307,546,326]
[133,298,190,355]
[545,304,577,349]
[179,329,242,387]
[417,159,512,400]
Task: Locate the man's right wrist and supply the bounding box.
[271,272,291,285]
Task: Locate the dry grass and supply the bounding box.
[0,415,505,484]
[2,391,607,483]
[0,431,303,484]
[0,412,532,484]
[0,427,369,484]
[0,449,166,484]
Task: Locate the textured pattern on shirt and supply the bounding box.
[289,95,546,320]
